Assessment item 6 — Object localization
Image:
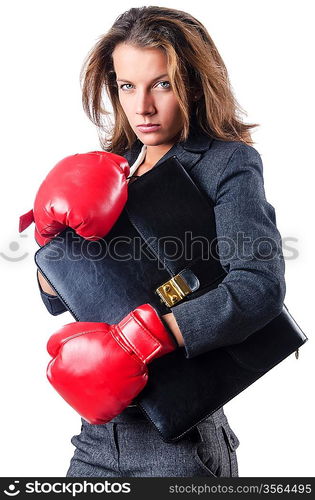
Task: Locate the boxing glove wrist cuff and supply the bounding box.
[116,305,177,364]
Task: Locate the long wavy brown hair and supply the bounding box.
[80,6,259,154]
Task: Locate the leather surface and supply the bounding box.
[35,155,308,442]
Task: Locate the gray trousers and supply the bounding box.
[66,405,240,477]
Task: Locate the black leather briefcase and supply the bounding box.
[34,156,308,442]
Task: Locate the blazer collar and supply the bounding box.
[123,122,214,172]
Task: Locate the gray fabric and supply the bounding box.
[123,131,286,359]
[66,406,240,477]
[168,141,286,358]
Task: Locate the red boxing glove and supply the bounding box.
[19,151,130,246]
[46,304,178,424]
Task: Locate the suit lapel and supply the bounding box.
[122,124,214,172]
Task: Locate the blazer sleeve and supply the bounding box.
[171,143,286,359]
[36,271,68,316]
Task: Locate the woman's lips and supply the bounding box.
[137,125,161,133]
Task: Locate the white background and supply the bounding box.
[0,0,314,478]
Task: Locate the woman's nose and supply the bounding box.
[135,91,156,115]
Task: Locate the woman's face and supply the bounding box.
[112,43,184,146]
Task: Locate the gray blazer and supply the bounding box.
[38,125,286,359]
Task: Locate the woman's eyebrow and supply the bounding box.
[116,73,168,83]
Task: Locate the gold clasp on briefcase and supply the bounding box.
[156,273,193,307]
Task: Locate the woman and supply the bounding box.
[36,6,285,477]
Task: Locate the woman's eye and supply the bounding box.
[119,83,133,91]
[119,81,171,91]
[157,81,171,89]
